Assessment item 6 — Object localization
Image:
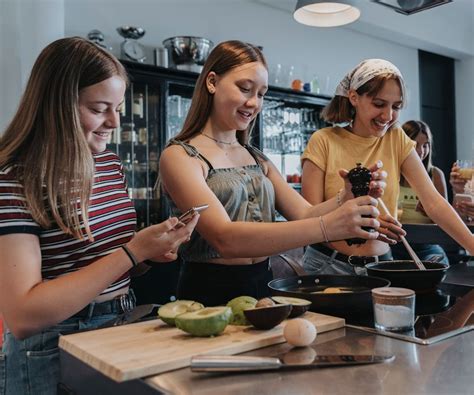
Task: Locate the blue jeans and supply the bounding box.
[302,245,393,276]
[1,313,117,395]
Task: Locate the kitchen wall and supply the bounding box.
[1,0,472,159]
[0,0,64,134]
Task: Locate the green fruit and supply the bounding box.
[175,306,232,337]
[158,300,204,326]
[226,296,258,325]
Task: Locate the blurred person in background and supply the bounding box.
[392,120,449,264]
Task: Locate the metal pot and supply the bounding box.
[365,260,449,293]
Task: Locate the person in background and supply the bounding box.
[159,41,402,307]
[0,37,198,395]
[392,120,449,264]
[450,162,474,223]
[301,59,473,275]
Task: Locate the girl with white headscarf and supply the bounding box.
[301,59,473,275]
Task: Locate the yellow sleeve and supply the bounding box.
[301,129,329,172]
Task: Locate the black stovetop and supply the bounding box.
[348,285,474,344]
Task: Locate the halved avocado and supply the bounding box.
[175,306,232,337]
[272,296,311,318]
[226,296,258,325]
[158,300,204,326]
[244,304,292,330]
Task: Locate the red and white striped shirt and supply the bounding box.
[0,151,136,295]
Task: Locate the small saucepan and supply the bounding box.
[365,260,449,293]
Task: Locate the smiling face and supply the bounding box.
[208,61,268,132]
[78,75,126,153]
[349,78,403,138]
[413,131,430,161]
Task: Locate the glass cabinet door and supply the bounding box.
[107,81,161,229]
[166,82,195,141]
[261,99,326,189]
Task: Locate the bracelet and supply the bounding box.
[319,216,329,243]
[122,245,139,268]
[336,189,343,207]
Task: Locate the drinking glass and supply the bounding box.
[457,160,474,181]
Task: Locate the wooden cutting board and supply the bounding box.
[59,311,344,382]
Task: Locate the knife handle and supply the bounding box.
[190,355,282,372]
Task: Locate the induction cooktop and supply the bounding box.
[348,288,474,345]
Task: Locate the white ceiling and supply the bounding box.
[254,0,474,59]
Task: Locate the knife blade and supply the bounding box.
[190,354,395,372]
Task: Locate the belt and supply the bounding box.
[310,244,392,267]
[72,290,136,319]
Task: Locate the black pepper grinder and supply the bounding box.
[346,163,375,245]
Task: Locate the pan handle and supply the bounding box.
[278,254,308,277]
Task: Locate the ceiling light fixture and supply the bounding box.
[293,0,361,27]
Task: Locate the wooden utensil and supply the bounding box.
[377,198,427,270]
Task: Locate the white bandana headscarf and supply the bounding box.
[335,59,405,100]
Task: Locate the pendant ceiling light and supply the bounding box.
[293,1,361,27]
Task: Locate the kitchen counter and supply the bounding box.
[143,328,473,395]
[59,318,474,395]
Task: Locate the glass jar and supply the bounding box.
[372,287,415,332]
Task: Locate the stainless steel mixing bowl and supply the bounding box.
[162,36,213,69]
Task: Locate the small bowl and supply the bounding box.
[244,304,292,330]
[272,296,312,318]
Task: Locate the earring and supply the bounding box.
[209,88,215,94]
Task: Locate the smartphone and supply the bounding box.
[173,204,209,229]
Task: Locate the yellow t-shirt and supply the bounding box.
[301,126,415,218]
[398,185,433,224]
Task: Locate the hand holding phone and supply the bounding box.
[173,204,209,230]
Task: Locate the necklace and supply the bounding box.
[201,132,238,145]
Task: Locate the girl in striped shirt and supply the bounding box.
[0,37,198,395]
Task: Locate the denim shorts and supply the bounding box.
[302,245,393,276]
[0,312,118,395]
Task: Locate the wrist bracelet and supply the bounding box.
[122,245,139,268]
[319,216,330,243]
[336,189,343,207]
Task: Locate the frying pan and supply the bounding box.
[268,254,390,320]
[365,260,449,293]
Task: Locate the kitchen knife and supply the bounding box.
[190,354,395,372]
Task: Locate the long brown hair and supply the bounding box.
[173,40,267,146]
[400,120,434,184]
[322,73,405,133]
[0,37,128,239]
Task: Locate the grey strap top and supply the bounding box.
[166,139,276,262]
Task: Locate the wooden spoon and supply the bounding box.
[377,198,427,270]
